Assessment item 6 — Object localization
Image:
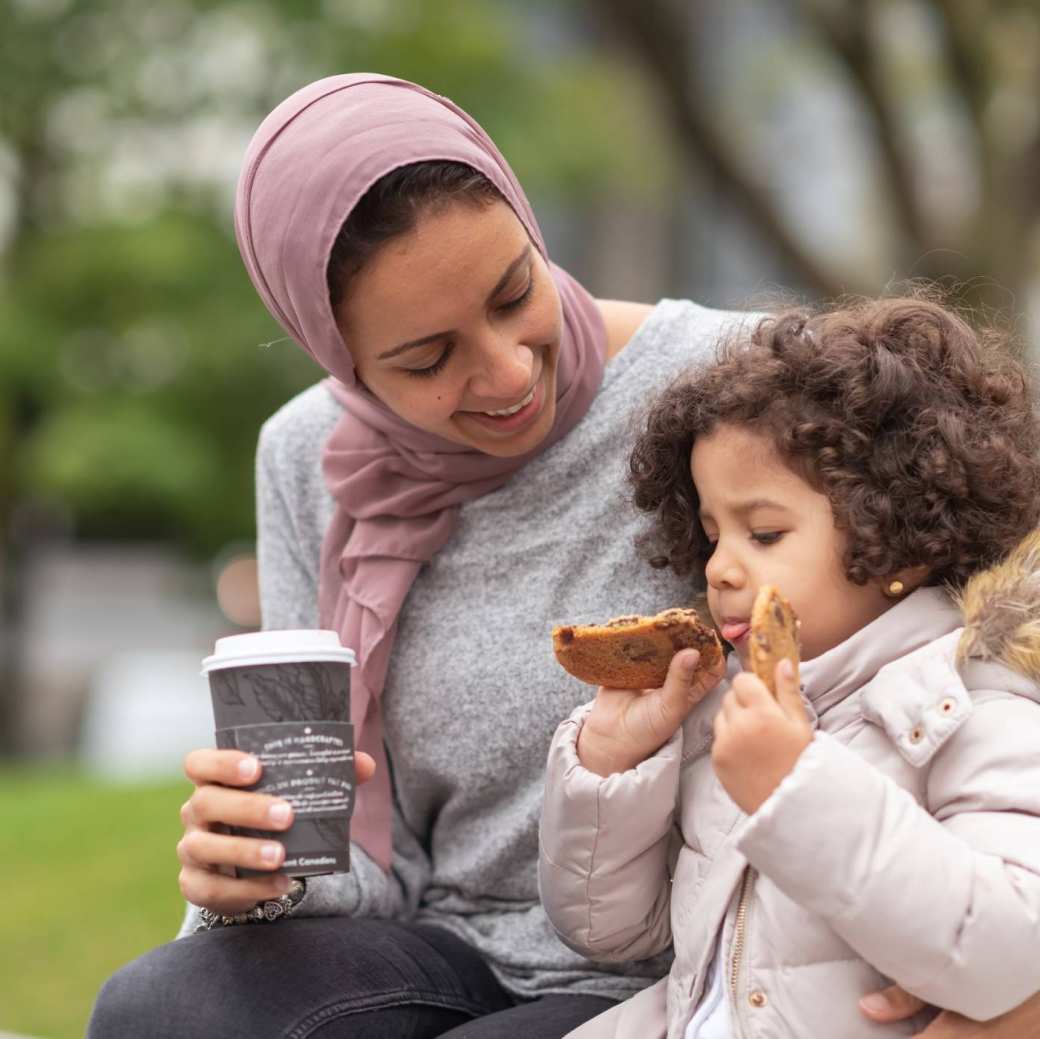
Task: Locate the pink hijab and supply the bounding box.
[235,73,606,871]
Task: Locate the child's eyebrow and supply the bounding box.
[736,497,788,513]
[698,497,788,521]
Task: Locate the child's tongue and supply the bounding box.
[721,621,750,643]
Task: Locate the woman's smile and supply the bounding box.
[459,362,547,436]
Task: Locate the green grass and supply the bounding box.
[0,767,191,1039]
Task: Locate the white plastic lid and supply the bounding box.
[201,629,357,674]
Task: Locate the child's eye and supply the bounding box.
[751,531,783,545]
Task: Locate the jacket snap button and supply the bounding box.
[749,990,767,1008]
[909,726,924,744]
[939,697,956,714]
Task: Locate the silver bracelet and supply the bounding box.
[194,877,307,933]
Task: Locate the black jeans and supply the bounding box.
[87,918,617,1038]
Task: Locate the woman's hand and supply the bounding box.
[711,658,812,815]
[177,748,376,915]
[860,985,1040,1037]
[576,649,726,777]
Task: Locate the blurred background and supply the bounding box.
[3,0,1039,1035]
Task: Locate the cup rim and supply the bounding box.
[202,629,357,674]
[201,649,357,674]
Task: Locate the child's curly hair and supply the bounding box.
[630,296,1040,588]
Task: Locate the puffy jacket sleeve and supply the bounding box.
[737,694,1040,1021]
[538,702,680,963]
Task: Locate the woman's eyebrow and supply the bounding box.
[376,245,532,361]
[486,244,532,301]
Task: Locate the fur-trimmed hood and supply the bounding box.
[957,529,1040,682]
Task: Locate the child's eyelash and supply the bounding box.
[752,532,782,545]
[407,343,454,379]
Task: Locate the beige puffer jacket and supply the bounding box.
[539,534,1040,1039]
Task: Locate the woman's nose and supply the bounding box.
[468,337,534,400]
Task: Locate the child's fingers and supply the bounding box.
[688,650,727,701]
[773,658,806,719]
[731,671,775,711]
[718,685,739,724]
[652,649,706,732]
[712,702,729,742]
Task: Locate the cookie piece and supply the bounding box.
[749,585,800,696]
[552,608,723,690]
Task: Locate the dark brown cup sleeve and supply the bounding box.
[216,720,354,877]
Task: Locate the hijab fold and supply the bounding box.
[235,74,606,870]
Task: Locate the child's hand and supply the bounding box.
[576,648,726,777]
[711,658,812,815]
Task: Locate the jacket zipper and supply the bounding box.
[729,867,757,1007]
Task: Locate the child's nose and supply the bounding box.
[705,547,745,590]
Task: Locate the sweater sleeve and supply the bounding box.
[737,696,1040,1021]
[538,704,679,963]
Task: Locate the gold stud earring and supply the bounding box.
[884,579,905,598]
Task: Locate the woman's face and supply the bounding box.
[334,199,563,457]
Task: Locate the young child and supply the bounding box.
[539,298,1040,1039]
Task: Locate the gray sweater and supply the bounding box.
[181,299,747,1001]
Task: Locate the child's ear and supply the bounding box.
[880,565,931,599]
[899,565,931,591]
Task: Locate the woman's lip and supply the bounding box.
[463,373,545,434]
[720,621,750,643]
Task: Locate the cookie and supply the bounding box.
[748,585,800,696]
[552,608,723,690]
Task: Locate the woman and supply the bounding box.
[88,74,1040,1039]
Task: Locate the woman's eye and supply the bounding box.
[751,531,783,545]
[406,344,454,378]
[498,278,534,313]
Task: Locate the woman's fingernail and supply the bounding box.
[779,658,795,679]
[859,993,891,1014]
[275,875,294,893]
[238,756,259,780]
[268,802,291,825]
[260,842,282,865]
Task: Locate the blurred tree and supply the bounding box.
[595,0,1040,311]
[0,0,669,750]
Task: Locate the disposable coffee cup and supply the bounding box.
[201,630,357,878]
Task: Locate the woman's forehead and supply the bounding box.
[338,201,532,350]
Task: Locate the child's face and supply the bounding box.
[691,424,892,664]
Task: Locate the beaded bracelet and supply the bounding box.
[194,877,307,932]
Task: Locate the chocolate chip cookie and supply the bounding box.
[552,607,723,690]
[749,585,801,696]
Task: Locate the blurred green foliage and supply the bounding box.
[0,0,668,556]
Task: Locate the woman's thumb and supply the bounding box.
[859,985,927,1022]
